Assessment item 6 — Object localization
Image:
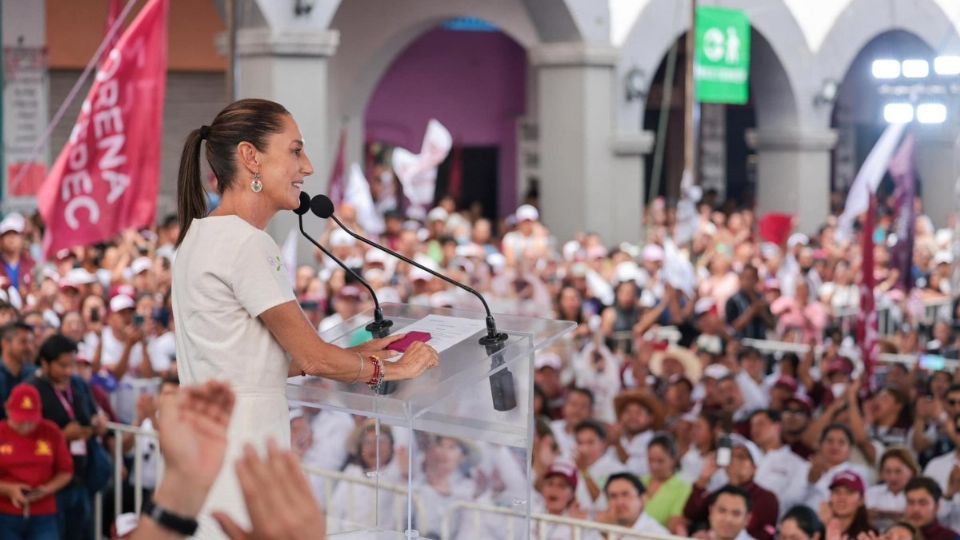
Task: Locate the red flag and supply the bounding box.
[38,0,168,257]
[104,0,124,53]
[889,133,916,292]
[328,127,347,205]
[447,144,463,202]
[857,195,879,392]
[757,213,793,246]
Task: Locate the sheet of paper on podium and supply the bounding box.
[395,314,486,353]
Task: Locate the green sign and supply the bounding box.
[695,6,751,105]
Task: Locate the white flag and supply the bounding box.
[837,122,907,239]
[392,119,453,218]
[346,163,385,235]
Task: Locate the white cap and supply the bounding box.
[936,229,953,248]
[365,249,389,265]
[694,298,718,316]
[535,352,562,370]
[330,229,356,247]
[427,207,449,222]
[615,262,640,284]
[409,255,439,282]
[289,408,306,422]
[729,434,763,465]
[429,291,456,308]
[0,213,25,235]
[109,294,136,313]
[64,268,97,288]
[935,251,954,265]
[455,244,485,259]
[787,233,809,248]
[760,242,781,260]
[131,257,152,276]
[703,363,731,379]
[642,244,664,262]
[515,204,539,222]
[562,240,583,262]
[485,253,506,270]
[114,513,139,537]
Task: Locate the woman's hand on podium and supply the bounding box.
[385,340,440,381]
[350,333,406,356]
[214,439,325,540]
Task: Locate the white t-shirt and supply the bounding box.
[172,215,297,537]
[101,326,145,374]
[923,451,960,531]
[633,512,670,535]
[865,484,905,531]
[754,445,811,517]
[147,332,176,373]
[576,451,627,514]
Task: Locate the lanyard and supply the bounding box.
[55,385,75,420]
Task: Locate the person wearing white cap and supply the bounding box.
[171,101,440,537]
[97,294,150,384]
[0,213,34,292]
[502,204,548,267]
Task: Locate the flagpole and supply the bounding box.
[6,0,139,196]
[682,0,698,198]
[225,0,237,102]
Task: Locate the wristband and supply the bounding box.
[143,499,198,536]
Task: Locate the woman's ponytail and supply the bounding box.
[175,128,207,246]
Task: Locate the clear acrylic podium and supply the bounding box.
[287,303,575,539]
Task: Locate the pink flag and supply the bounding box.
[38,0,168,257]
[104,0,124,52]
[328,127,347,205]
[857,195,879,393]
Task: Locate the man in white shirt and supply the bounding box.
[923,440,960,531]
[749,409,810,515]
[702,485,757,540]
[550,387,594,460]
[573,420,627,514]
[98,294,148,379]
[610,390,662,477]
[595,472,670,535]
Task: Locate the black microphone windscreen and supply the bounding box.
[294,192,311,216]
[310,194,335,219]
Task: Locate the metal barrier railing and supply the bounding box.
[96,423,425,537]
[300,464,424,533]
[441,500,687,540]
[741,338,959,372]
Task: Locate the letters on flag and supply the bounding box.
[38,0,168,257]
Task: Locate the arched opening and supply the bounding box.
[642,29,795,210]
[356,19,528,222]
[831,30,936,211]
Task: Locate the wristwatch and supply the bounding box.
[143,499,198,536]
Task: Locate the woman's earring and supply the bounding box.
[251,173,263,193]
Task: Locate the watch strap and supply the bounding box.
[144,499,199,536]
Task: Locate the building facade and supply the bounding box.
[7,0,960,243]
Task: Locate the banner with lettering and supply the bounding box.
[38,0,168,257]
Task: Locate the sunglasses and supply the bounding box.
[947,399,960,407]
[783,408,808,416]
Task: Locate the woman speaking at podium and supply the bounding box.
[171,98,439,538]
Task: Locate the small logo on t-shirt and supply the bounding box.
[35,440,51,456]
[267,256,284,273]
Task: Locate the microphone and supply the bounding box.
[310,194,516,410]
[294,192,393,338]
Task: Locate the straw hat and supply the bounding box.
[650,345,702,383]
[613,390,665,430]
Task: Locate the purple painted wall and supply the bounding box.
[364,28,527,216]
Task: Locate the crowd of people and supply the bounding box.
[0,179,957,539]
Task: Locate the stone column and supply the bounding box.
[531,42,624,242]
[235,28,339,255]
[747,129,837,235]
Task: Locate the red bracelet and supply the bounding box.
[365,358,380,387]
